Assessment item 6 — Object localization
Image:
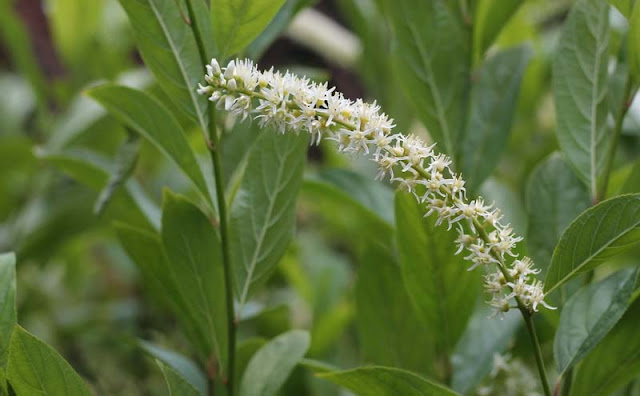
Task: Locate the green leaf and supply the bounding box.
[158,360,203,396]
[480,178,528,236]
[555,267,638,374]
[117,0,209,131]
[239,330,310,396]
[161,190,228,370]
[0,252,15,367]
[553,0,610,197]
[355,241,437,376]
[545,194,640,293]
[526,153,591,273]
[472,0,522,62]
[461,46,531,192]
[139,340,207,395]
[610,0,634,17]
[231,131,308,308]
[383,0,468,157]
[451,307,521,394]
[394,191,480,357]
[622,158,640,194]
[7,326,91,396]
[317,366,459,396]
[87,84,212,206]
[211,0,286,57]
[629,1,640,81]
[235,338,266,388]
[571,297,640,395]
[0,366,6,396]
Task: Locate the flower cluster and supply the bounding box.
[197,58,554,314]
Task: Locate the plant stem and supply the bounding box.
[597,77,634,202]
[521,309,552,396]
[183,2,236,395]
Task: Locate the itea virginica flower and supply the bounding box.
[197,58,555,315]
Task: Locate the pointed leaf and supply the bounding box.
[88,84,211,206]
[545,194,640,293]
[211,0,286,57]
[553,0,610,197]
[318,366,459,396]
[117,0,209,131]
[239,330,310,396]
[0,252,16,367]
[394,191,480,357]
[461,46,531,191]
[472,0,522,61]
[555,267,638,373]
[158,360,203,396]
[231,131,308,308]
[161,190,228,370]
[7,326,91,396]
[140,340,207,395]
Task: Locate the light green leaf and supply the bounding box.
[49,0,103,69]
[318,366,459,396]
[118,0,209,131]
[610,0,634,17]
[451,307,520,394]
[553,0,610,197]
[158,360,203,396]
[382,0,468,157]
[629,1,640,81]
[7,326,91,396]
[622,158,640,194]
[472,0,522,62]
[235,338,266,388]
[0,252,15,367]
[394,191,480,358]
[462,46,531,192]
[161,190,228,371]
[526,153,591,273]
[87,84,212,206]
[239,330,310,396]
[571,297,640,395]
[555,267,638,374]
[545,194,640,293]
[211,0,286,57]
[231,131,308,308]
[140,340,207,395]
[355,241,437,377]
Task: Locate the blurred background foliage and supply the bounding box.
[0,0,638,394]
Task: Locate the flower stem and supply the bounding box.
[184,2,236,395]
[521,310,552,396]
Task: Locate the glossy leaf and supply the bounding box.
[161,190,228,370]
[382,0,468,157]
[461,46,531,192]
[231,131,308,308]
[0,252,15,367]
[318,366,459,396]
[545,194,640,293]
[158,360,202,396]
[7,326,91,396]
[140,340,207,395]
[239,330,310,396]
[555,267,638,374]
[526,153,591,273]
[88,84,211,206]
[472,0,522,62]
[571,298,640,395]
[394,191,480,357]
[211,0,286,57]
[118,0,209,131]
[553,0,610,197]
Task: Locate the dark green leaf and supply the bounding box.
[480,178,528,236]
[394,191,480,357]
[318,366,459,396]
[472,0,522,62]
[161,190,228,370]
[545,194,640,293]
[462,46,531,192]
[383,0,468,157]
[7,326,91,396]
[239,330,310,396]
[571,297,640,395]
[87,84,212,206]
[0,252,15,367]
[211,0,286,57]
[118,0,209,131]
[158,360,202,396]
[231,131,308,308]
[553,0,610,197]
[140,340,207,395]
[555,267,638,373]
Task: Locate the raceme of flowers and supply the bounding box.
[197,58,554,315]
